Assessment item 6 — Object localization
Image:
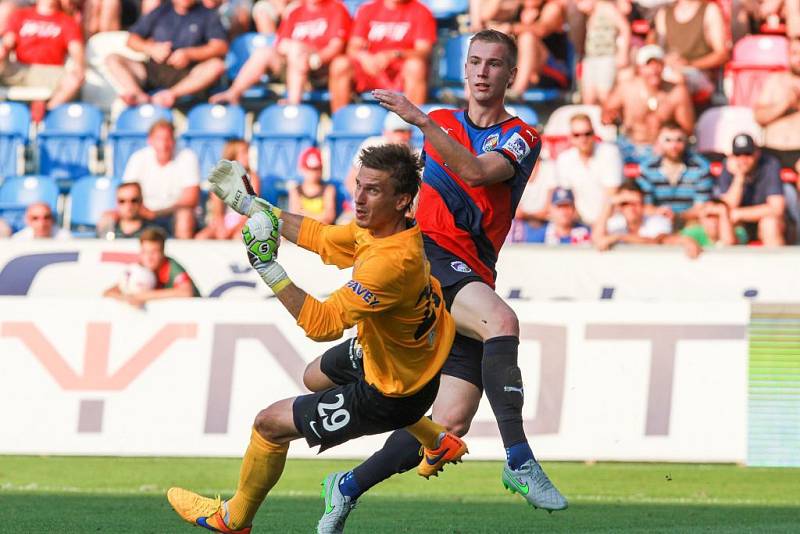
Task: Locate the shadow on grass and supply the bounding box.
[3,493,799,534]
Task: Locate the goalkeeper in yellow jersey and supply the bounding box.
[167,144,466,534]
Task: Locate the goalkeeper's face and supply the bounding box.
[353,166,411,236]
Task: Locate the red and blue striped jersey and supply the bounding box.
[416,108,541,287]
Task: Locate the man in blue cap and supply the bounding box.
[515,187,591,244]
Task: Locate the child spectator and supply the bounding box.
[578,0,630,105]
[195,138,262,239]
[0,0,85,111]
[592,180,701,257]
[681,199,747,247]
[104,226,200,308]
[718,133,786,246]
[288,146,337,224]
[211,0,351,106]
[510,187,591,243]
[328,0,436,112]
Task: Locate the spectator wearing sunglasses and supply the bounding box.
[97,182,147,239]
[636,120,712,226]
[553,113,622,225]
[12,202,71,240]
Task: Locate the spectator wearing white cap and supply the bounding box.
[554,112,622,225]
[509,187,591,244]
[718,133,786,246]
[288,146,337,224]
[602,44,694,162]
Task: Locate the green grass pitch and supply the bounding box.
[1,456,798,533]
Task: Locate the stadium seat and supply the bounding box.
[727,35,789,107]
[695,106,763,158]
[505,105,539,128]
[325,104,388,182]
[253,104,319,200]
[434,33,472,101]
[224,32,276,100]
[107,104,173,178]
[67,175,119,232]
[0,175,59,232]
[541,104,616,160]
[422,0,468,21]
[0,102,30,179]
[179,103,246,178]
[36,102,103,189]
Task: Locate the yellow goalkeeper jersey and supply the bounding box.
[296,218,455,397]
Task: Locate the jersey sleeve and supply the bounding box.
[494,123,541,187]
[62,14,83,45]
[296,218,357,268]
[129,6,159,38]
[351,2,370,40]
[332,3,353,40]
[412,4,437,44]
[296,253,404,341]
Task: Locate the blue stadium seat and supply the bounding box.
[180,103,246,178]
[422,0,468,20]
[36,103,103,189]
[0,102,30,179]
[68,175,119,232]
[434,33,471,101]
[326,104,387,182]
[505,105,539,128]
[0,175,59,232]
[224,32,275,100]
[253,104,319,202]
[108,104,173,178]
[343,0,366,16]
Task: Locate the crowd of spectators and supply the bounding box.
[0,0,799,254]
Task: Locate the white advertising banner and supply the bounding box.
[0,240,797,302]
[0,298,749,462]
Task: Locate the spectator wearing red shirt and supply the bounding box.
[211,0,351,105]
[0,0,85,110]
[329,0,436,112]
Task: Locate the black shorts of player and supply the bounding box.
[144,60,193,92]
[292,338,440,451]
[423,235,486,391]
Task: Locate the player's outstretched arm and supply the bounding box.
[372,90,515,187]
[208,159,306,244]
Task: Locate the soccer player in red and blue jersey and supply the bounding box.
[317,29,567,532]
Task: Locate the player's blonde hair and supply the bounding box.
[470,29,518,67]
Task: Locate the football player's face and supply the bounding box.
[353,167,410,236]
[139,240,165,272]
[465,41,516,103]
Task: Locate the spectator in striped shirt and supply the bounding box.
[636,121,713,226]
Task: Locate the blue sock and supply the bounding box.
[338,470,362,499]
[506,442,534,470]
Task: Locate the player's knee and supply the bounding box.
[302,367,324,392]
[434,412,472,437]
[253,407,279,441]
[486,307,519,338]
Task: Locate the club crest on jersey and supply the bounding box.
[503,132,530,162]
[450,261,472,273]
[482,133,499,152]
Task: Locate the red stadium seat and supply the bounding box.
[727,35,789,107]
